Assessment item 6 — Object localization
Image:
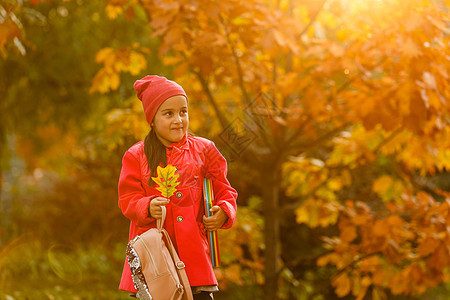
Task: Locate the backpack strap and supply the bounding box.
[158,206,193,300]
[156,205,166,231]
[161,228,193,300]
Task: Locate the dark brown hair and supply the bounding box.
[144,129,166,186]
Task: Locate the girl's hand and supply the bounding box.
[149,197,170,219]
[203,206,228,231]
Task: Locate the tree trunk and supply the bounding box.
[263,161,281,300]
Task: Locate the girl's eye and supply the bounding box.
[165,111,173,116]
[181,110,188,115]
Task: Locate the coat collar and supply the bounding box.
[166,133,189,150]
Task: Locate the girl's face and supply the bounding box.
[152,95,189,147]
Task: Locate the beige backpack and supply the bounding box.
[126,206,193,300]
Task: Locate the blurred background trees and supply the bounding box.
[1,0,449,299]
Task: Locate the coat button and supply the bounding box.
[177,216,184,222]
[176,192,183,198]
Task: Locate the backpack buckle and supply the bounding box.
[176,261,185,269]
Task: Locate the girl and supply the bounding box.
[118,75,238,300]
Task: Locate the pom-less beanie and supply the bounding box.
[134,75,187,125]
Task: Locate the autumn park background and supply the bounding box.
[1,0,450,299]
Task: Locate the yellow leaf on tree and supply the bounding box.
[317,252,340,267]
[340,225,357,243]
[129,51,147,75]
[91,47,148,94]
[373,175,393,195]
[106,5,123,19]
[96,47,114,62]
[427,243,449,271]
[151,164,180,198]
[372,175,405,202]
[295,198,339,228]
[372,267,388,286]
[333,273,351,297]
[373,219,389,237]
[327,177,343,191]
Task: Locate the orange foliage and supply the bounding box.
[0,4,25,57]
[318,194,450,298]
[91,0,450,297]
[90,45,149,94]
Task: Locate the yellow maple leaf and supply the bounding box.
[151,164,180,198]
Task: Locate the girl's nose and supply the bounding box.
[174,114,182,123]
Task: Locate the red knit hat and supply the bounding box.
[134,75,187,125]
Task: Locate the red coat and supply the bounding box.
[118,134,237,292]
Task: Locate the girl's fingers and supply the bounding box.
[152,197,170,206]
[209,206,220,213]
[149,197,169,219]
[150,198,169,208]
[203,216,220,231]
[203,206,227,231]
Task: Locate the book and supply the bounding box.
[203,178,221,267]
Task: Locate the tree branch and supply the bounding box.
[282,179,328,211]
[283,115,313,148]
[298,0,328,38]
[374,126,403,154]
[192,70,263,167]
[289,123,351,154]
[192,70,230,130]
[218,15,251,107]
[332,252,380,279]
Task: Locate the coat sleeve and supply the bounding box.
[118,150,156,227]
[204,142,237,229]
